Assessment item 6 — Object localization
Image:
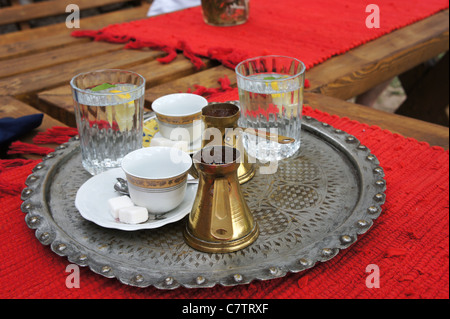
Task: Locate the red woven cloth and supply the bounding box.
[1,89,448,299]
[72,0,449,69]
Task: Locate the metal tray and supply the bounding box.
[21,116,386,289]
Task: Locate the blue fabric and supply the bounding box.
[0,113,43,148]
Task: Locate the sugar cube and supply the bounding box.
[107,195,134,219]
[118,206,149,224]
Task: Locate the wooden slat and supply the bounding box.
[131,56,215,88]
[307,9,449,100]
[0,32,91,61]
[0,3,150,45]
[304,93,449,149]
[0,49,164,96]
[0,3,151,61]
[145,65,236,102]
[0,0,138,26]
[0,41,124,78]
[30,85,75,126]
[9,0,31,31]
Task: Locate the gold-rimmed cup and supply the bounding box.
[121,147,192,214]
[152,93,208,144]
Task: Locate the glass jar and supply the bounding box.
[201,0,249,26]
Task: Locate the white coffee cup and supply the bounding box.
[121,147,192,214]
[152,93,207,144]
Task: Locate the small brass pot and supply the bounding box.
[201,103,255,184]
[184,146,259,253]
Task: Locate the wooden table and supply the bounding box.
[0,2,448,154]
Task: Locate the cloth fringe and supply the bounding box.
[0,159,40,197]
[7,141,54,156]
[6,126,77,156]
[72,28,308,72]
[0,158,36,172]
[72,30,311,85]
[125,38,178,64]
[186,75,234,98]
[73,29,250,70]
[72,30,259,71]
[72,30,206,70]
[127,39,206,69]
[32,126,78,145]
[206,46,249,69]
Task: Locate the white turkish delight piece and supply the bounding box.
[118,206,149,224]
[107,195,134,219]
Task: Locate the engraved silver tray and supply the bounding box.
[21,116,386,289]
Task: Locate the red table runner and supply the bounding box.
[1,89,448,299]
[72,0,449,70]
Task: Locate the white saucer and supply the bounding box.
[75,168,197,231]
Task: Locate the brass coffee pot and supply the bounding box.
[201,103,255,184]
[184,146,259,253]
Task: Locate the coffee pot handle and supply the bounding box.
[211,177,233,241]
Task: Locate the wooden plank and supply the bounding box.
[304,92,449,149]
[0,0,138,26]
[0,3,150,45]
[307,9,449,100]
[31,85,75,126]
[36,55,214,126]
[0,49,164,96]
[9,0,31,30]
[0,32,91,61]
[145,65,235,102]
[0,3,151,61]
[131,55,214,88]
[0,41,124,78]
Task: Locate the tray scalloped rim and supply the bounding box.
[20,115,386,290]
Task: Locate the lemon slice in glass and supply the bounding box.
[265,76,289,114]
[106,89,135,132]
